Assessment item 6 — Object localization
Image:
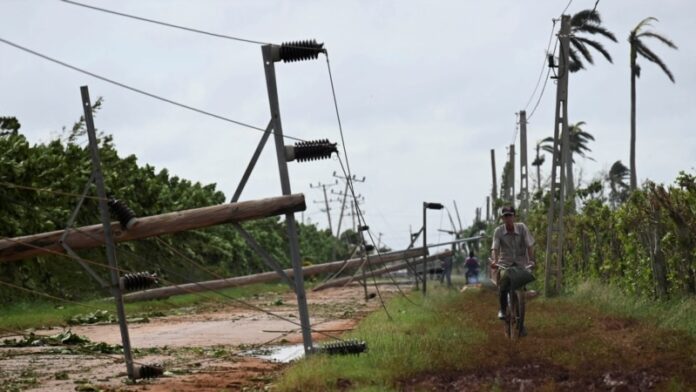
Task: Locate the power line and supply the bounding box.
[60,0,269,45]
[0,37,306,143]
[523,19,558,113]
[561,0,574,15]
[0,180,104,201]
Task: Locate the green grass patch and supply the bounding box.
[275,286,485,392]
[565,280,696,337]
[0,282,290,332]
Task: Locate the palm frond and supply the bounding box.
[575,24,618,42]
[571,38,594,64]
[576,37,613,63]
[531,155,545,167]
[568,48,584,72]
[636,41,675,82]
[637,31,678,49]
[571,9,602,27]
[632,17,658,34]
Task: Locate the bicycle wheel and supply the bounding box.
[505,291,514,339]
[508,291,520,340]
[516,289,526,337]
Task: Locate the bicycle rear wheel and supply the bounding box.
[508,292,520,340]
[504,291,513,339]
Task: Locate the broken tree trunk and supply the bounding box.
[313,251,446,291]
[0,194,306,262]
[124,247,424,302]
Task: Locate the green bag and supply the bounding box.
[500,266,535,291]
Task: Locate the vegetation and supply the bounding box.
[0,111,348,304]
[276,285,696,391]
[525,171,696,299]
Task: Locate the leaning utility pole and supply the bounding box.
[519,110,529,216]
[331,171,365,237]
[544,15,571,297]
[490,149,498,219]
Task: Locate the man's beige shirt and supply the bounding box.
[491,222,535,267]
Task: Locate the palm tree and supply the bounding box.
[567,10,618,72]
[540,121,595,191]
[531,142,545,191]
[629,17,677,190]
[606,160,630,207]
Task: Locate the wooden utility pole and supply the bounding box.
[519,110,529,215]
[0,194,306,263]
[544,15,571,297]
[315,251,447,291]
[490,149,498,219]
[125,247,425,301]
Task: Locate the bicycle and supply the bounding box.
[491,263,534,340]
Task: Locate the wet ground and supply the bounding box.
[401,287,696,391]
[0,284,391,391]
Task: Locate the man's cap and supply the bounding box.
[501,206,516,216]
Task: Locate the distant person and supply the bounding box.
[464,251,480,284]
[438,249,454,288]
[491,206,535,335]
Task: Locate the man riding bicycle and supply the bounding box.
[490,206,535,336]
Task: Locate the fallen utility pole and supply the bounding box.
[124,247,424,301]
[0,194,306,262]
[314,251,447,291]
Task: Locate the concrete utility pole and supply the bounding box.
[331,171,365,238]
[310,180,338,235]
[509,144,516,206]
[490,149,498,219]
[544,15,571,297]
[519,110,529,216]
[535,142,542,192]
[486,196,490,221]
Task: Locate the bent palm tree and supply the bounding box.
[541,121,596,191]
[606,160,630,207]
[568,10,618,72]
[629,17,677,190]
[531,142,545,191]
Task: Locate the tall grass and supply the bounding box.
[565,280,696,337]
[275,287,486,391]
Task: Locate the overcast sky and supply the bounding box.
[1,0,694,252]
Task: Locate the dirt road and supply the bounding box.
[0,284,396,391]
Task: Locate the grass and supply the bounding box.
[0,282,290,332]
[564,280,696,337]
[274,286,486,391]
[276,280,696,391]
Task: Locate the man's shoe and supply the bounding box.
[519,326,527,337]
[497,310,505,320]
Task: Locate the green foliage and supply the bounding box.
[527,171,696,299]
[0,112,348,304]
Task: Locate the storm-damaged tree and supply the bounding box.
[629,17,678,190]
[567,9,618,72]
